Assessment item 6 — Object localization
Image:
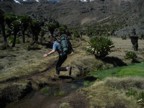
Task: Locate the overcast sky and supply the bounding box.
[13,0,94,4]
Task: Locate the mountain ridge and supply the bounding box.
[0,0,144,35]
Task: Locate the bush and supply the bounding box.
[73,30,80,38]
[121,35,127,40]
[125,51,137,62]
[8,36,21,44]
[87,36,114,58]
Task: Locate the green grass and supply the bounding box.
[90,62,144,79]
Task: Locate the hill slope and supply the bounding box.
[0,0,144,36]
[0,0,144,26]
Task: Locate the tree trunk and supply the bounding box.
[12,32,17,47]
[1,23,8,46]
[22,30,25,43]
[0,10,8,47]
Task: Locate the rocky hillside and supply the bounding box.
[0,0,144,35]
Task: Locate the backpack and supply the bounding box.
[60,34,73,55]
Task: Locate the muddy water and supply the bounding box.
[6,79,85,108]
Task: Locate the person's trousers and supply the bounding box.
[56,54,67,75]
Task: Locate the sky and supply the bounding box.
[23,0,39,2]
[13,0,94,4]
[22,0,59,2]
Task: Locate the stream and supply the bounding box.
[5,77,92,108]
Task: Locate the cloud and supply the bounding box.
[35,0,39,2]
[80,0,94,2]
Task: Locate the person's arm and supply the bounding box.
[43,49,55,57]
[43,42,57,57]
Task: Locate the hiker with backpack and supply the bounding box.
[43,33,73,77]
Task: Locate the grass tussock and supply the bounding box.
[81,80,141,108]
[104,77,144,90]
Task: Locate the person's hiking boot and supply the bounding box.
[68,66,72,76]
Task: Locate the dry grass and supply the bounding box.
[110,37,144,62]
[0,58,50,81]
[0,37,89,82]
[104,77,144,90]
[81,77,143,108]
[0,45,57,82]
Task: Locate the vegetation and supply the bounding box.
[90,62,144,79]
[0,12,76,50]
[0,9,7,48]
[87,36,114,58]
[81,77,144,108]
[47,19,59,36]
[125,51,137,63]
[82,62,144,108]
[85,18,126,37]
[0,3,144,108]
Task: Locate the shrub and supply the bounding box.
[87,36,114,58]
[121,35,127,40]
[125,51,137,62]
[73,30,80,38]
